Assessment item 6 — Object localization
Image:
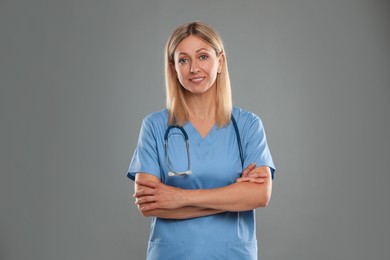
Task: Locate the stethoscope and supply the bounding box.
[164,115,243,176]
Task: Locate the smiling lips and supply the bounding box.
[190,77,205,83]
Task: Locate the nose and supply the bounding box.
[190,61,200,73]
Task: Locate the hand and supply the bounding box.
[236,163,268,184]
[133,179,185,212]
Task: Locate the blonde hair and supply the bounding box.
[165,21,232,127]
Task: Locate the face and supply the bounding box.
[172,35,223,96]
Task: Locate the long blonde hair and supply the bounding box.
[165,21,232,127]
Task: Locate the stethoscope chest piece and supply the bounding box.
[168,170,192,177]
[164,125,192,177]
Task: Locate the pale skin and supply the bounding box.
[133,35,273,219]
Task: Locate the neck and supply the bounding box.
[186,89,217,121]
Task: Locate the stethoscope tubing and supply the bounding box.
[164,115,243,176]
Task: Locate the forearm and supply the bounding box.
[134,173,224,219]
[134,168,272,215]
[141,206,224,219]
[183,181,272,212]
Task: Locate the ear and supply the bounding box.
[217,52,225,74]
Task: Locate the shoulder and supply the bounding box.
[139,109,169,138]
[232,107,266,139]
[142,109,168,126]
[232,106,263,126]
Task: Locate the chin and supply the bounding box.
[186,89,210,96]
[184,85,215,95]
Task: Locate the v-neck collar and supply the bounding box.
[185,122,217,146]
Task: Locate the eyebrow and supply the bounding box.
[177,48,212,56]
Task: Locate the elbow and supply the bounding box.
[256,181,272,208]
[137,206,154,217]
[140,210,152,217]
[257,193,272,208]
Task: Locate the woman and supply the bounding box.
[127,21,275,259]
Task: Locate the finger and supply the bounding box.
[139,202,158,212]
[248,178,265,184]
[135,196,155,205]
[247,172,268,178]
[236,176,266,183]
[236,177,250,183]
[241,169,249,178]
[242,163,256,177]
[246,163,256,171]
[133,188,155,198]
[135,179,158,188]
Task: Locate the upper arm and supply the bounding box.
[127,117,161,181]
[134,172,161,191]
[242,114,276,179]
[249,166,273,206]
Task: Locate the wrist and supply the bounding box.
[180,188,195,208]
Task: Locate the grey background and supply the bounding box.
[1,0,389,259]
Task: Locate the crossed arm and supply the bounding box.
[133,164,273,219]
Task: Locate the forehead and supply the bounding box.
[174,35,214,55]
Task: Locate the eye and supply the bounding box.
[178,58,189,64]
[199,55,209,60]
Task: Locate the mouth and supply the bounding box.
[189,77,205,83]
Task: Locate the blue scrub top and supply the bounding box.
[128,107,275,260]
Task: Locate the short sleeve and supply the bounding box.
[127,117,161,181]
[243,115,276,179]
